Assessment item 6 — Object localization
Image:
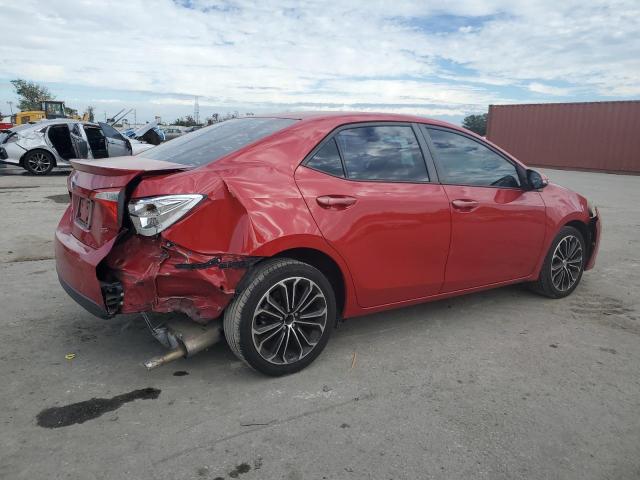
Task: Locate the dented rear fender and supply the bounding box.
[100,235,261,323]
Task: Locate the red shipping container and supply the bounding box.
[486,101,640,174]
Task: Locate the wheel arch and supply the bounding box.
[20,148,58,168]
[273,247,347,318]
[532,212,591,280]
[564,219,593,266]
[247,235,356,319]
[565,219,589,243]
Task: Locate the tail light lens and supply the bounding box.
[93,190,121,220]
[128,194,204,236]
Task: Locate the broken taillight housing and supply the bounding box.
[93,190,121,220]
[128,194,204,236]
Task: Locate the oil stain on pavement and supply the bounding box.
[45,194,70,204]
[36,387,161,428]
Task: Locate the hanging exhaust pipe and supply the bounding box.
[143,314,223,370]
[144,347,186,370]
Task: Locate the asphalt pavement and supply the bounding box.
[0,165,638,480]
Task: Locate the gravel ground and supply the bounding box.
[0,164,638,480]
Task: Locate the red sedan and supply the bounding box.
[55,112,601,375]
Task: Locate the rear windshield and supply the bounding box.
[141,117,297,166]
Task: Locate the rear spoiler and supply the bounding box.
[70,157,191,176]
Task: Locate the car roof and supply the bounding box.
[10,119,101,130]
[250,111,460,129]
[204,111,523,172]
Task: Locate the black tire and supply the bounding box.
[529,225,586,298]
[224,258,336,376]
[23,150,55,175]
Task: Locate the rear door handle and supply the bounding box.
[451,199,479,211]
[316,195,357,209]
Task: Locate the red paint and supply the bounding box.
[441,185,546,291]
[295,166,451,307]
[102,235,245,322]
[55,112,600,323]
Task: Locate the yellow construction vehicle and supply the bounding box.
[13,101,88,125]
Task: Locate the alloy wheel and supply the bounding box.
[551,234,583,292]
[251,276,327,365]
[27,152,52,173]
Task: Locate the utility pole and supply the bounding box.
[194,96,199,125]
[6,101,13,115]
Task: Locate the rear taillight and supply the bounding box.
[128,194,204,236]
[93,190,121,220]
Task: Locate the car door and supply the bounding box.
[69,123,89,158]
[422,126,546,292]
[295,123,451,308]
[98,122,132,157]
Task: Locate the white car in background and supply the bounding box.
[0,119,155,175]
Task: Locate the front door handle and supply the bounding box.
[451,199,479,212]
[316,195,357,209]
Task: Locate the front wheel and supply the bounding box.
[23,150,55,175]
[224,258,336,376]
[530,226,586,298]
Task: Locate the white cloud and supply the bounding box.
[0,0,637,121]
[527,82,571,96]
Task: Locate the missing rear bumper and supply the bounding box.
[100,235,259,323]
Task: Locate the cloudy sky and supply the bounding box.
[0,0,638,124]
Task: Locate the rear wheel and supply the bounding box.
[530,226,585,298]
[224,258,335,376]
[23,150,55,175]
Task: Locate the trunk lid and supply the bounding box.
[68,157,190,248]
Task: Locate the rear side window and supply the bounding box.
[143,117,297,166]
[426,128,520,188]
[334,126,428,182]
[306,139,345,177]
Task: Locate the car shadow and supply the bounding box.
[61,283,541,383]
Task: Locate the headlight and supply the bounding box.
[128,194,204,236]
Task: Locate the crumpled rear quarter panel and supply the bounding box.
[103,235,251,323]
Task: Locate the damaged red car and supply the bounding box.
[55,112,601,375]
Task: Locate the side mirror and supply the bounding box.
[526,169,548,190]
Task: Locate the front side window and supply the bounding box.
[334,126,429,182]
[426,128,520,188]
[143,117,297,166]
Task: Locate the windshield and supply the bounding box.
[45,102,64,116]
[142,117,297,166]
